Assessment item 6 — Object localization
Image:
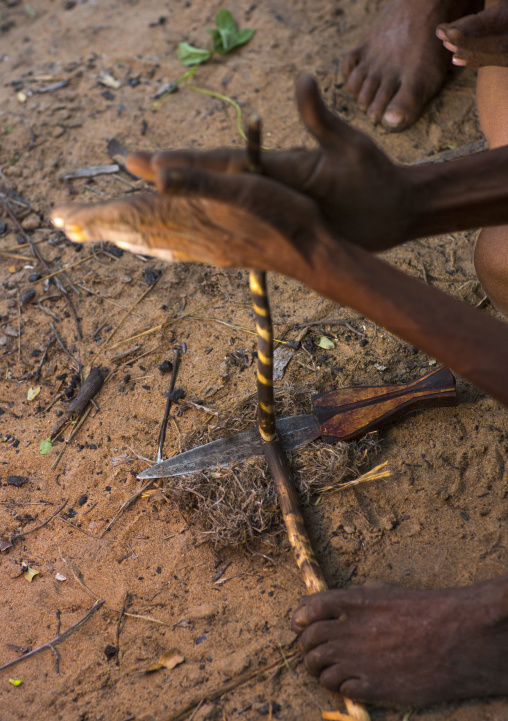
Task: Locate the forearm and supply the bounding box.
[405,144,508,239]
[287,227,508,407]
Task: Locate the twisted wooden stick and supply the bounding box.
[246,117,370,721]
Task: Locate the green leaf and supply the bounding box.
[39,437,52,455]
[207,10,256,54]
[206,28,223,53]
[178,42,213,67]
[317,336,335,350]
[215,8,238,33]
[235,28,256,47]
[9,679,23,687]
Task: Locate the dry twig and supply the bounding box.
[0,601,104,673]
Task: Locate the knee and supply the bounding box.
[474,226,508,316]
[477,66,508,148]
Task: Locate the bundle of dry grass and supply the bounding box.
[165,386,380,546]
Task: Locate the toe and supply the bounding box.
[356,74,381,112]
[366,75,399,123]
[292,590,349,632]
[338,675,378,704]
[382,78,427,131]
[341,48,362,79]
[345,64,368,98]
[299,618,348,655]
[303,635,348,677]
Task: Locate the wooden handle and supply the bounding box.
[313,366,456,441]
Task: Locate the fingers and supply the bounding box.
[126,148,248,183]
[296,73,358,149]
[125,152,157,182]
[156,164,322,240]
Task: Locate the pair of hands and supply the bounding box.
[126,74,412,256]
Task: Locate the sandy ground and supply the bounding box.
[0,1,507,720]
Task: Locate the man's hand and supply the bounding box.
[126,75,412,252]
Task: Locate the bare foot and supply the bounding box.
[437,1,508,67]
[342,0,481,131]
[292,578,508,707]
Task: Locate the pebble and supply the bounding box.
[28,272,41,282]
[6,475,28,487]
[21,214,40,231]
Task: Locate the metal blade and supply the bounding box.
[137,414,321,479]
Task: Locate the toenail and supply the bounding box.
[383,110,405,128]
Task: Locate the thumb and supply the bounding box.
[296,73,357,149]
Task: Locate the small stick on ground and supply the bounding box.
[157,346,181,462]
[108,298,217,350]
[0,600,104,673]
[91,274,162,364]
[51,366,104,440]
[10,498,69,542]
[1,194,82,338]
[160,651,300,721]
[34,338,55,382]
[16,288,21,362]
[51,404,92,470]
[116,591,130,666]
[100,478,156,537]
[50,321,81,374]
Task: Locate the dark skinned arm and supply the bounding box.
[52,74,508,407]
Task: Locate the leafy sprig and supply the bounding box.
[179,9,256,66]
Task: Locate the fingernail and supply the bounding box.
[383,110,405,128]
[452,57,467,66]
[443,41,458,53]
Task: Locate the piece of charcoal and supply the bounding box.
[104,644,117,661]
[105,243,123,258]
[167,388,185,402]
[20,288,36,306]
[78,494,88,506]
[258,702,281,716]
[7,475,28,487]
[157,360,173,374]
[144,267,161,285]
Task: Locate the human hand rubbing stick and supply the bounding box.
[53,74,508,709]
